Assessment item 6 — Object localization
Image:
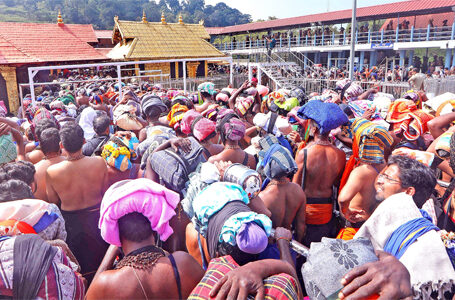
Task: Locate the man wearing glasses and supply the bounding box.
[354,155,455,298]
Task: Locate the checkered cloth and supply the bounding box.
[188,255,299,300]
[0,134,17,165]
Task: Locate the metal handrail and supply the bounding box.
[214,26,455,51]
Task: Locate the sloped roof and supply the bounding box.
[95,30,113,39]
[379,12,455,30]
[207,0,455,35]
[109,18,224,60]
[0,22,106,64]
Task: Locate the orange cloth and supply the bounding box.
[336,227,359,240]
[305,204,333,225]
[339,137,360,193]
[167,103,189,128]
[0,219,36,235]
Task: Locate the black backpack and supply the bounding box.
[150,137,207,192]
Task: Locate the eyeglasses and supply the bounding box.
[378,173,401,185]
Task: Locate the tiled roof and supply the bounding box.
[379,12,455,30]
[208,0,455,35]
[109,19,224,60]
[95,30,113,39]
[0,22,106,64]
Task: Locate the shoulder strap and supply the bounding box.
[91,136,109,157]
[165,149,189,176]
[202,147,211,159]
[242,151,249,166]
[301,149,307,190]
[168,254,182,300]
[267,113,278,134]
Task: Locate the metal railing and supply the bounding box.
[213,25,455,51]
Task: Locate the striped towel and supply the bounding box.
[353,118,393,164]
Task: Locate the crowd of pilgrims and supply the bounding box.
[2,73,455,299]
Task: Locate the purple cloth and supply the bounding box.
[236,222,268,254]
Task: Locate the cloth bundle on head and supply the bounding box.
[203,104,221,122]
[267,91,285,110]
[101,135,139,172]
[222,118,245,141]
[0,199,66,241]
[253,112,292,137]
[275,97,299,112]
[245,87,257,97]
[99,178,180,247]
[198,82,216,95]
[435,132,453,159]
[216,92,230,103]
[336,78,363,101]
[113,104,143,131]
[352,118,393,164]
[193,182,250,237]
[259,144,297,180]
[403,90,424,108]
[167,103,189,130]
[60,94,75,106]
[348,100,381,120]
[235,96,254,116]
[181,110,202,135]
[141,95,167,118]
[297,100,349,135]
[372,96,392,119]
[220,212,271,253]
[193,117,216,142]
[257,85,269,97]
[392,148,435,167]
[386,99,434,141]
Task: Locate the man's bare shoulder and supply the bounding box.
[87,269,129,298]
[352,164,380,177]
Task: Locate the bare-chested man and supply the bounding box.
[76,89,90,107]
[338,118,393,228]
[257,144,306,243]
[46,122,108,284]
[87,179,204,299]
[34,128,65,201]
[292,101,347,246]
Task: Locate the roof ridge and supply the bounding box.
[0,32,37,62]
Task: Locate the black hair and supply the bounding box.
[200,91,212,101]
[144,106,162,120]
[118,212,153,243]
[39,128,61,154]
[2,161,36,185]
[35,118,58,141]
[59,122,84,153]
[217,241,259,266]
[388,155,437,208]
[0,179,34,202]
[93,114,111,136]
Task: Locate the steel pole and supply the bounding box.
[349,0,357,81]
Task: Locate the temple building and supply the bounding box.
[0,11,107,112]
[108,12,226,79]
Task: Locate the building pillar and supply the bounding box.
[338,51,344,68]
[359,51,365,69]
[257,67,262,85]
[399,50,406,67]
[0,66,19,113]
[205,61,208,77]
[409,50,414,67]
[304,55,308,69]
[445,48,452,69]
[370,51,377,67]
[248,64,253,81]
[175,62,179,79]
[327,51,332,68]
[452,50,455,68]
[314,52,320,64]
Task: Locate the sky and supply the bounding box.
[204,0,409,21]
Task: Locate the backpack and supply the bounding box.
[150,136,207,192]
